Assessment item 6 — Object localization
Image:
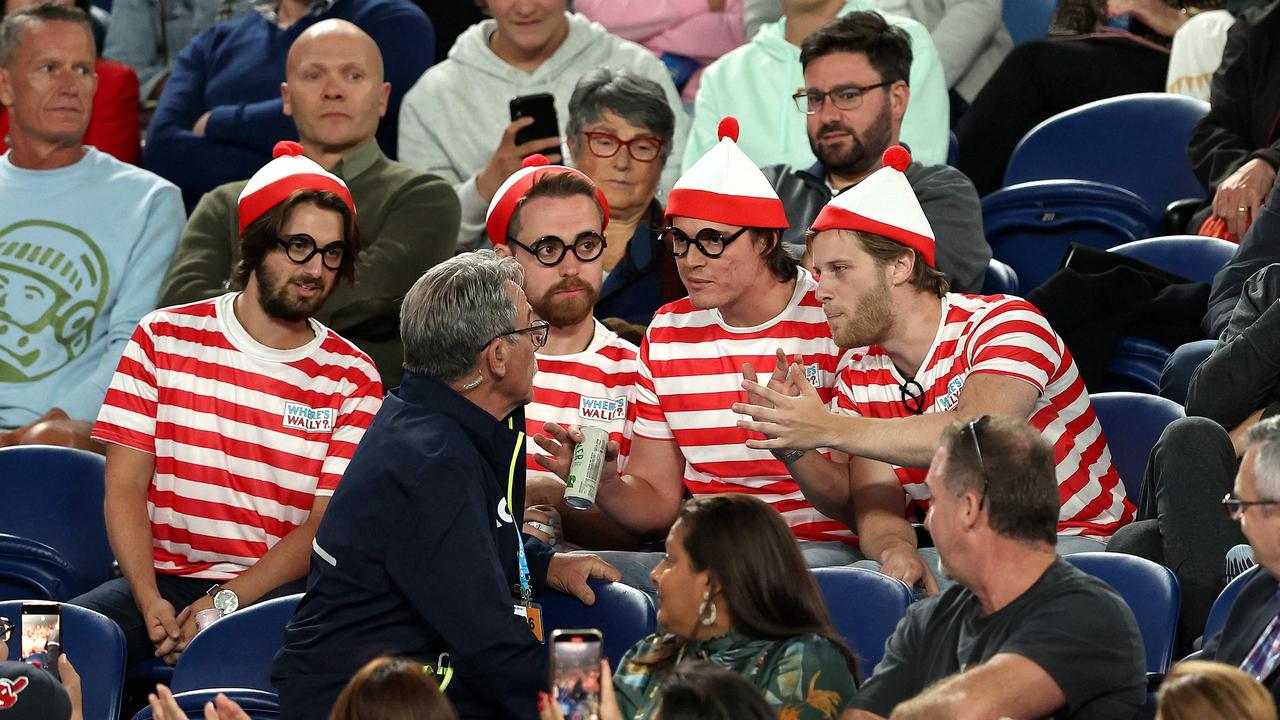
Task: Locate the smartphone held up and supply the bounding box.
[551,628,603,720]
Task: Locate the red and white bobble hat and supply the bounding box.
[484,154,610,245]
[665,117,788,228]
[236,141,356,235]
[809,145,936,267]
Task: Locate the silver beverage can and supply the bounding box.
[565,426,608,510]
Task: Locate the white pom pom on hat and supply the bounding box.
[484,154,610,245]
[665,116,788,229]
[809,145,936,268]
[236,141,356,235]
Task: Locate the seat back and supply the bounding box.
[811,567,913,673]
[1003,0,1058,45]
[1109,236,1238,285]
[1065,553,1180,674]
[1090,392,1185,503]
[539,580,656,667]
[1204,564,1263,647]
[1004,94,1210,225]
[0,533,81,601]
[0,446,113,598]
[982,180,1155,291]
[171,594,303,693]
[0,600,127,720]
[981,258,1020,296]
[1160,339,1216,405]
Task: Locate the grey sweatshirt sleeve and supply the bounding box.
[909,162,990,293]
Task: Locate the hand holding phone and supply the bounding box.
[476,113,565,205]
[550,629,603,720]
[20,602,61,682]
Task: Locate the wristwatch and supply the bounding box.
[206,584,240,615]
[772,448,806,464]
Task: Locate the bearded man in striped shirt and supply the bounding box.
[71,142,383,668]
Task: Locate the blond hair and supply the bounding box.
[1156,661,1277,720]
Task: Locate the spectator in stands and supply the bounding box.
[742,0,1010,124]
[1187,1,1279,243]
[957,0,1224,197]
[1156,661,1278,720]
[0,657,81,719]
[103,0,249,100]
[0,3,183,449]
[735,147,1132,592]
[842,417,1145,719]
[0,0,140,163]
[155,19,458,388]
[149,684,250,720]
[763,12,989,292]
[611,494,859,719]
[1206,175,1280,338]
[485,156,645,551]
[683,0,949,173]
[397,0,689,251]
[573,0,744,103]
[272,251,620,720]
[1199,415,1280,704]
[70,144,384,669]
[330,656,459,720]
[533,118,857,591]
[565,68,686,328]
[1112,259,1280,653]
[142,0,433,208]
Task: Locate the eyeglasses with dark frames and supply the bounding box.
[899,378,926,416]
[965,416,991,509]
[659,226,751,259]
[482,320,551,352]
[0,616,11,642]
[793,81,894,114]
[507,232,607,267]
[582,131,664,163]
[276,234,347,271]
[1222,493,1280,521]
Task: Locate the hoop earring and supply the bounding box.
[461,373,484,392]
[699,590,718,626]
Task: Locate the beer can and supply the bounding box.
[194,608,222,633]
[565,426,607,510]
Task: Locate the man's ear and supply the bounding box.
[486,336,509,381]
[888,251,915,287]
[377,81,390,118]
[494,243,513,258]
[281,82,293,117]
[889,80,909,125]
[0,68,13,108]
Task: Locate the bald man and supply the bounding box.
[158,20,459,386]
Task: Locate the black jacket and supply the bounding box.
[1203,568,1280,703]
[1187,1,1280,192]
[272,372,552,720]
[1189,262,1280,426]
[1205,173,1280,337]
[762,160,990,293]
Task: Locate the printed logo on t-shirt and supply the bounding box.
[935,375,967,412]
[578,396,626,422]
[282,402,336,433]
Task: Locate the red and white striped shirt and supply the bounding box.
[526,320,638,480]
[93,293,383,580]
[834,293,1133,538]
[635,271,854,544]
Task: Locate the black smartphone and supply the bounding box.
[510,93,561,154]
[550,628,603,720]
[20,602,60,681]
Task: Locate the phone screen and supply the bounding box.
[20,603,60,673]
[551,630,603,720]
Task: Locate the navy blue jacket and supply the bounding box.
[272,372,552,719]
[1203,567,1280,704]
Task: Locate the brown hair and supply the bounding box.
[328,656,458,720]
[837,230,947,297]
[506,172,604,241]
[1157,661,1278,720]
[638,495,860,680]
[235,189,360,287]
[939,416,1060,546]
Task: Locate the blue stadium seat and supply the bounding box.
[1090,392,1185,504]
[0,446,113,599]
[0,600,127,720]
[1003,0,1058,45]
[171,594,302,693]
[1159,339,1216,406]
[129,688,281,720]
[811,567,913,673]
[0,533,80,600]
[540,580,656,667]
[981,258,1020,295]
[1065,553,1180,675]
[1203,564,1263,648]
[1109,236,1237,285]
[1004,93,1210,227]
[982,179,1155,291]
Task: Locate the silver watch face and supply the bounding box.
[213,588,239,614]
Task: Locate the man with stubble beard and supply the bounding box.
[762,11,988,293]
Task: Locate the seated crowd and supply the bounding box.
[2,0,1280,718]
